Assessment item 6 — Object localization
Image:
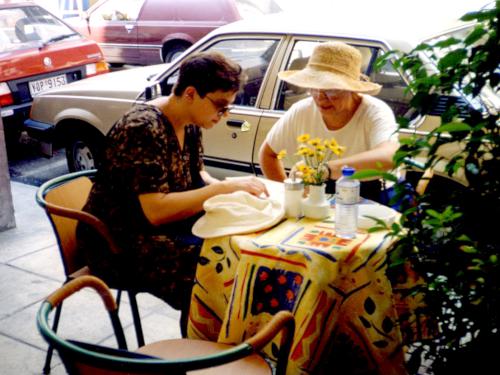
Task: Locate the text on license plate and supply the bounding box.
[29,75,67,96]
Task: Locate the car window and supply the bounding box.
[0,5,78,52]
[275,40,412,119]
[370,57,413,118]
[90,0,143,21]
[162,38,280,108]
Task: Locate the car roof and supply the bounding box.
[210,10,473,52]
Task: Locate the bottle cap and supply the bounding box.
[284,178,304,191]
[341,166,355,176]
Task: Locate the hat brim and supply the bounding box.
[192,193,285,239]
[279,68,381,95]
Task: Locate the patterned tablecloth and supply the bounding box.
[187,213,408,375]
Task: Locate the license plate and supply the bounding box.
[29,74,67,96]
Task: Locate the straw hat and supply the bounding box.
[192,191,284,239]
[278,42,382,95]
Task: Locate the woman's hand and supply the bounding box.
[221,176,269,197]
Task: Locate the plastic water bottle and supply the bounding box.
[335,166,360,239]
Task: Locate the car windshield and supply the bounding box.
[0,5,79,53]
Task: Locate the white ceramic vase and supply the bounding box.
[302,183,331,220]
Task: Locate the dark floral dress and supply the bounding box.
[77,103,204,311]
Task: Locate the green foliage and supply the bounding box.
[378,2,500,372]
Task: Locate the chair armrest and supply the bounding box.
[44,203,122,255]
[244,310,294,350]
[46,275,116,312]
[244,310,295,375]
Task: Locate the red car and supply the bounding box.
[0,1,109,147]
[67,0,282,65]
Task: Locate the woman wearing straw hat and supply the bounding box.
[259,41,399,201]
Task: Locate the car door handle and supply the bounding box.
[124,24,134,33]
[226,120,251,132]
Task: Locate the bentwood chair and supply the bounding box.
[37,275,295,375]
[36,170,145,374]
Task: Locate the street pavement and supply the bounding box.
[0,181,181,374]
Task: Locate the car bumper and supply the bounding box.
[1,102,31,131]
[24,118,55,143]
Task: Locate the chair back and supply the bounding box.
[36,170,102,276]
[37,275,295,375]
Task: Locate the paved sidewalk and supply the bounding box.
[0,181,181,374]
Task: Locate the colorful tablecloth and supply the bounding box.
[187,215,407,374]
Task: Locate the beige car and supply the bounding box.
[25,11,494,187]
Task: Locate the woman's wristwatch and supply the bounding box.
[321,163,331,182]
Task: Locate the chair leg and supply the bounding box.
[116,289,122,307]
[180,303,189,338]
[128,291,145,347]
[42,301,63,374]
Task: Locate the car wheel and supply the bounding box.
[65,131,104,172]
[162,41,190,62]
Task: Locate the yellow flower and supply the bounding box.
[277,149,287,160]
[296,146,311,156]
[308,138,321,147]
[297,134,310,143]
[297,164,310,173]
[326,138,339,148]
[330,144,346,156]
[285,135,344,185]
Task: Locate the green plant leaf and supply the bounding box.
[438,49,468,71]
[434,37,461,48]
[352,170,398,182]
[464,26,487,45]
[434,123,472,133]
[460,245,478,254]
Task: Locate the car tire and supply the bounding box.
[162,41,191,62]
[65,130,105,172]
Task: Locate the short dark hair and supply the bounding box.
[173,51,243,97]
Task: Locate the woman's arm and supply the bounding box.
[200,169,219,185]
[139,177,269,226]
[259,142,287,182]
[326,140,399,180]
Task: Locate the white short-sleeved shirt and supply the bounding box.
[265,95,398,160]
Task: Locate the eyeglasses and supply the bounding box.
[309,88,346,99]
[205,95,233,116]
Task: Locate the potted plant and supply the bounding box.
[358,2,499,373]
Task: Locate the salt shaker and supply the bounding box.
[284,178,304,218]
